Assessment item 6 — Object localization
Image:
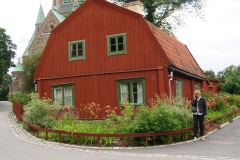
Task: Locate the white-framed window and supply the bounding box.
[117,78,145,105]
[53,84,74,106]
[68,40,86,61]
[176,80,184,105]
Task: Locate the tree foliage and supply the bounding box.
[114,0,204,35]
[219,65,240,95]
[0,74,11,101]
[216,65,236,80]
[0,27,16,83]
[22,51,42,92]
[204,70,216,79]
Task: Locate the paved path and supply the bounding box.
[0,101,240,160]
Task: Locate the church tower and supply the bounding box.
[35,4,45,34]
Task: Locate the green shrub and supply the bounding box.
[215,98,226,111]
[129,104,192,134]
[8,92,31,105]
[128,106,155,133]
[24,93,61,128]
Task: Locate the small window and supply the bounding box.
[176,80,184,105]
[194,82,201,90]
[68,40,86,61]
[107,33,127,55]
[50,25,54,30]
[53,84,74,107]
[117,78,145,106]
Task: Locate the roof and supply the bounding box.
[22,32,35,57]
[12,61,23,72]
[146,21,206,79]
[51,9,66,22]
[36,4,45,24]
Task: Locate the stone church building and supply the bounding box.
[11,0,85,92]
[23,0,86,57]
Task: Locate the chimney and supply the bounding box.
[122,0,143,15]
[52,0,63,11]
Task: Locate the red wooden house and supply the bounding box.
[34,0,207,118]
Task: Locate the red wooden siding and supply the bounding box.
[38,69,164,118]
[34,0,208,118]
[35,1,168,79]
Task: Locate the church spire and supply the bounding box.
[36,4,45,25]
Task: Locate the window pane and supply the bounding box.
[111,44,116,52]
[118,43,124,51]
[176,81,183,105]
[120,83,130,104]
[133,82,143,104]
[71,44,77,57]
[137,83,143,104]
[64,87,73,106]
[110,37,116,45]
[78,49,83,57]
[176,81,183,98]
[54,88,62,105]
[78,42,82,50]
[195,82,201,90]
[133,82,138,92]
[118,36,123,44]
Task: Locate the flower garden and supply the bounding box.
[9,92,240,146]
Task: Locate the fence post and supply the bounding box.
[97,137,101,147]
[184,133,188,140]
[120,137,126,147]
[144,137,148,147]
[75,135,81,145]
[36,131,39,138]
[59,133,62,142]
[45,131,48,140]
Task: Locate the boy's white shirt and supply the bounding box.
[193,96,203,115]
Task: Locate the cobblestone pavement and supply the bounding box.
[0,101,240,160]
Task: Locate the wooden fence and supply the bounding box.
[12,103,24,122]
[13,103,240,147]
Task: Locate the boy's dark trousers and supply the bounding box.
[193,114,205,137]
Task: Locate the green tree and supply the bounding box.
[217,65,236,80]
[0,74,11,100]
[0,27,16,83]
[204,70,216,79]
[219,65,240,95]
[115,0,204,34]
[22,51,41,92]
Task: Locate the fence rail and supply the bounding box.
[15,103,240,147]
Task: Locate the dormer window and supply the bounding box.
[107,33,127,56]
[68,40,86,61]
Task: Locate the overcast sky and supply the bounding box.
[0,0,239,73]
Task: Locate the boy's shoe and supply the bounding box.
[193,137,197,142]
[201,136,205,141]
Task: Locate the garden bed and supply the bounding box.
[10,92,240,147]
[22,107,240,147]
